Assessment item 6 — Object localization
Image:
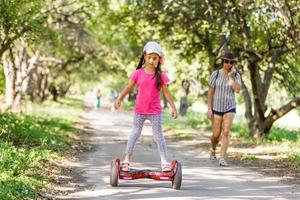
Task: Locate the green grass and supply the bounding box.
[121,100,135,110]
[241,154,262,164]
[231,123,300,166]
[231,123,256,146]
[26,96,84,121]
[266,127,299,142]
[0,142,50,199]
[0,96,84,200]
[0,113,73,151]
[173,132,195,140]
[288,153,300,165]
[260,128,300,162]
[163,110,210,130]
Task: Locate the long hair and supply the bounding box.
[136,54,162,89]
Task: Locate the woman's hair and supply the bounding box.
[136,54,162,89]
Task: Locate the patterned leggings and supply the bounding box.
[125,113,168,163]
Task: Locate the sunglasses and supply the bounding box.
[223,59,235,65]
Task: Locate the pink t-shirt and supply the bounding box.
[130,68,170,114]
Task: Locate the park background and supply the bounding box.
[0,0,299,199]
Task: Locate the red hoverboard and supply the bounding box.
[110,158,182,190]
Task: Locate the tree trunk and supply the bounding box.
[179,80,190,116]
[2,40,39,110]
[40,74,49,101]
[58,83,71,98]
[49,85,58,101]
[27,64,48,102]
[3,52,16,109]
[239,74,256,137]
[179,97,188,115]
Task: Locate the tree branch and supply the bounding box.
[264,97,300,132]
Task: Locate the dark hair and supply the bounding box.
[136,54,162,89]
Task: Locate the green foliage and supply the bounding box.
[230,122,300,146]
[122,100,135,110]
[100,72,132,95]
[0,113,73,151]
[276,52,300,96]
[267,127,299,142]
[0,0,50,47]
[173,132,194,140]
[241,154,262,164]
[163,110,210,130]
[185,112,210,129]
[0,142,49,200]
[0,111,69,199]
[287,153,300,165]
[0,97,83,199]
[27,96,84,121]
[231,123,251,138]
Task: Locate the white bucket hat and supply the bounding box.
[143,41,163,57]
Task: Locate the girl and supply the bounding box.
[114,41,177,172]
[207,52,241,166]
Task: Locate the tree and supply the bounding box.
[0,0,51,109]
[120,0,300,138]
[1,0,112,107]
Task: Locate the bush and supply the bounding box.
[267,127,299,142]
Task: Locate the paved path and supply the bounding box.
[59,99,300,200]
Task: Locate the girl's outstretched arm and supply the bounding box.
[162,85,178,119]
[114,80,136,110]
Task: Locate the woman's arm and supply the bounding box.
[114,80,136,109]
[228,67,241,93]
[162,85,177,118]
[228,77,241,93]
[207,86,214,120]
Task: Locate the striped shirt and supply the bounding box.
[208,69,242,112]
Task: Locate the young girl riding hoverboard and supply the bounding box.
[114,41,177,172]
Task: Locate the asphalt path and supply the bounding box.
[59,99,300,200]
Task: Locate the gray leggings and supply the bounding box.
[125,113,168,163]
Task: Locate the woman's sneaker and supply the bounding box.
[209,149,217,160]
[219,158,228,166]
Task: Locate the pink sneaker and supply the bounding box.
[161,163,172,172]
[121,161,130,171]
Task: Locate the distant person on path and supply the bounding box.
[114,41,177,172]
[110,89,117,103]
[109,89,117,111]
[95,89,102,109]
[207,52,241,166]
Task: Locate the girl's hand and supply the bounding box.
[171,109,178,119]
[114,99,121,110]
[207,109,213,121]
